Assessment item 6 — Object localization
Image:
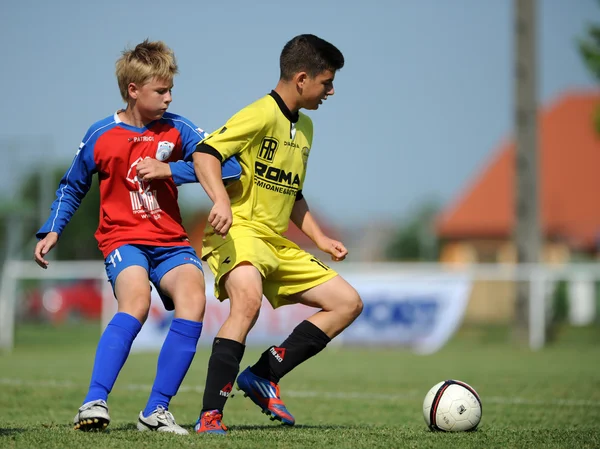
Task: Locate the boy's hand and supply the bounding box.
[137,158,171,181]
[34,232,59,269]
[317,237,348,262]
[209,200,233,238]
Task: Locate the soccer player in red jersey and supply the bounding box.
[34,40,240,434]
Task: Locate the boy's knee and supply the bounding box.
[174,291,206,321]
[236,295,263,320]
[347,291,363,320]
[229,287,262,323]
[119,297,151,323]
[336,289,363,322]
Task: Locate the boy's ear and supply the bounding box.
[128,82,138,100]
[295,72,308,88]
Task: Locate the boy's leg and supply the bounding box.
[238,248,363,425]
[76,247,151,431]
[251,275,363,383]
[195,263,265,434]
[138,248,206,434]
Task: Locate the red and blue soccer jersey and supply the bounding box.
[37,111,239,258]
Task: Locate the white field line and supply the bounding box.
[1,378,599,408]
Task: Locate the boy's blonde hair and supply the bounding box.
[115,39,178,103]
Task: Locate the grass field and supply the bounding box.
[1,322,599,449]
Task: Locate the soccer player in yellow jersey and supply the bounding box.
[192,34,363,434]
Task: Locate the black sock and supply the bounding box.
[201,338,245,413]
[250,320,331,384]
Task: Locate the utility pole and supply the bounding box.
[514,0,541,342]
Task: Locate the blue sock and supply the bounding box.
[143,318,202,416]
[83,312,142,404]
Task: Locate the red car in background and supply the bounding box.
[23,280,103,323]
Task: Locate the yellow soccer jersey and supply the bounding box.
[199,91,314,256]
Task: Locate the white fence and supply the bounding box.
[1,260,598,353]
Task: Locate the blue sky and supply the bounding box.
[1,0,597,227]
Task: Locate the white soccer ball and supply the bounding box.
[422,380,482,432]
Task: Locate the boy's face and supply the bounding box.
[299,70,335,110]
[129,77,173,121]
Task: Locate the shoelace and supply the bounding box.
[204,412,227,430]
[80,400,106,412]
[155,405,176,425]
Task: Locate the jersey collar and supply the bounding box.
[269,90,299,123]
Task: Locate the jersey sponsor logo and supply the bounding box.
[126,157,151,193]
[284,141,299,149]
[125,157,163,218]
[255,162,301,186]
[258,137,278,162]
[128,136,155,143]
[130,190,160,215]
[222,256,231,264]
[156,141,175,161]
[254,162,300,197]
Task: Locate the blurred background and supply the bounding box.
[1,0,600,353]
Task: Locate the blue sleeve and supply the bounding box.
[169,116,205,185]
[176,115,206,161]
[169,160,198,186]
[36,142,97,239]
[169,155,242,186]
[170,117,241,185]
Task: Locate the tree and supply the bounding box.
[386,201,440,262]
[579,4,600,132]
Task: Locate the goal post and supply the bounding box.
[0,260,106,352]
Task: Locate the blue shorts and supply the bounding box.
[104,244,203,311]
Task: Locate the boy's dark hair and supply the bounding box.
[280,34,344,80]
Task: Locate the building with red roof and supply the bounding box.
[437,91,600,264]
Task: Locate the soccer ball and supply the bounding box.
[422,380,482,432]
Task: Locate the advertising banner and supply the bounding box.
[102,269,471,354]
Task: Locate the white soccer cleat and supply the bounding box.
[73,399,110,431]
[137,405,189,435]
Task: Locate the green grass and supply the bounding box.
[1,323,599,448]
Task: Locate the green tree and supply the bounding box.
[385,201,440,261]
[579,6,600,132]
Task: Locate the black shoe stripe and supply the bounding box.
[139,417,168,431]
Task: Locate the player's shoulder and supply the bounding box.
[160,112,206,137]
[298,111,314,128]
[244,94,278,121]
[81,113,119,146]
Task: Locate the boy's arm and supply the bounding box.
[290,196,348,262]
[168,158,241,186]
[191,107,268,236]
[35,143,96,267]
[192,148,232,237]
[168,119,241,186]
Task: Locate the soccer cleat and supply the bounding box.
[137,405,188,434]
[194,409,228,435]
[236,367,295,425]
[73,399,110,431]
